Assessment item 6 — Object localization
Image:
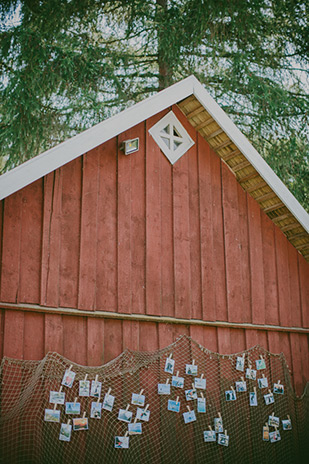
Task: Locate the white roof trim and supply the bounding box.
[0,75,308,233]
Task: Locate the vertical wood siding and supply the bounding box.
[0,105,308,393]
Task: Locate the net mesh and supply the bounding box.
[0,335,308,464]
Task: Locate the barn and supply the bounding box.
[0,75,308,463]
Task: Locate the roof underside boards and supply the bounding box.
[0,75,308,260]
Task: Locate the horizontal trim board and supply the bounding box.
[0,302,308,335]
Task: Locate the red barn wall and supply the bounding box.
[0,105,308,394]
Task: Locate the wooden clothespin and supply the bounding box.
[166,378,170,385]
[260,355,264,360]
[107,387,112,395]
[277,380,281,384]
[208,425,213,431]
[200,392,204,399]
[201,373,204,379]
[53,403,57,411]
[192,359,195,365]
[139,389,144,396]
[82,411,86,418]
[94,374,98,385]
[192,383,195,390]
[218,412,221,419]
[125,404,130,411]
[264,422,269,430]
[268,389,272,395]
[224,430,228,436]
[168,353,173,359]
[74,397,77,405]
[67,419,71,425]
[124,431,128,437]
[176,396,179,404]
[254,387,257,394]
[97,396,100,403]
[287,415,290,420]
[134,416,138,424]
[230,386,235,392]
[144,404,149,412]
[186,406,191,412]
[83,374,88,382]
[176,371,179,377]
[241,377,245,382]
[68,365,73,372]
[59,386,63,393]
[271,411,275,419]
[262,373,266,379]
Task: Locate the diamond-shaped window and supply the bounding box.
[148,111,195,164]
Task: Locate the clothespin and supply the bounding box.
[125,404,130,411]
[139,389,144,396]
[74,397,77,406]
[168,353,173,359]
[58,386,63,393]
[107,387,112,395]
[218,412,221,419]
[241,377,245,382]
[67,419,71,425]
[230,386,235,393]
[262,374,266,379]
[134,416,138,424]
[97,396,100,403]
[176,371,179,377]
[53,403,57,411]
[83,374,88,382]
[68,365,73,373]
[260,355,264,361]
[83,411,86,418]
[277,380,281,385]
[124,431,128,437]
[287,415,290,420]
[144,404,149,412]
[208,425,213,431]
[201,374,204,379]
[94,374,98,385]
[274,426,278,432]
[192,359,195,365]
[186,406,191,412]
[200,392,204,399]
[265,422,269,430]
[176,396,179,404]
[192,383,195,390]
[268,389,272,395]
[224,430,228,436]
[271,412,275,419]
[166,378,170,385]
[254,387,257,394]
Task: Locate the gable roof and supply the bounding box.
[0,75,308,260]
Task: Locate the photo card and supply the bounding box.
[236,356,245,372]
[249,392,258,406]
[214,417,223,433]
[197,397,206,413]
[273,383,284,395]
[65,402,80,415]
[62,369,76,388]
[90,380,102,398]
[168,399,180,413]
[256,359,266,370]
[158,383,170,395]
[79,380,90,397]
[128,422,142,435]
[102,393,115,412]
[164,357,175,374]
[218,433,229,447]
[264,393,275,405]
[282,419,292,431]
[118,409,133,423]
[131,393,145,407]
[258,377,268,389]
[115,436,129,449]
[268,415,279,427]
[44,408,60,423]
[203,430,216,442]
[59,423,72,442]
[263,426,269,441]
[49,391,65,405]
[246,368,257,381]
[136,407,150,422]
[225,390,236,401]
[269,430,281,443]
[235,381,247,392]
[194,377,206,390]
[172,375,184,389]
[185,364,198,376]
[90,402,102,419]
[185,388,198,401]
[72,417,88,431]
[183,410,196,424]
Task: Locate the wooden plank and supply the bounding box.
[267,331,292,371]
[237,185,250,323]
[217,327,231,354]
[0,191,22,302]
[78,149,100,310]
[287,243,302,327]
[23,312,44,360]
[62,315,87,364]
[103,319,123,363]
[2,310,24,358]
[298,333,309,394]
[19,180,43,304]
[139,321,159,352]
[40,171,62,307]
[122,319,140,351]
[44,314,63,354]
[59,158,82,308]
[0,309,3,360]
[229,329,246,353]
[87,317,105,366]
[261,213,279,325]
[198,135,216,321]
[247,195,265,324]
[289,333,303,395]
[245,329,268,350]
[95,138,117,311]
[275,227,291,327]
[298,255,309,328]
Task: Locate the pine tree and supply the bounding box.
[0,0,308,208]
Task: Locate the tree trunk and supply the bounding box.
[157,0,172,90]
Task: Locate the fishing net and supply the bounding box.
[0,335,308,464]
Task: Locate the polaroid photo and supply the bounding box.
[246,368,257,381]
[186,364,198,376]
[79,380,90,397]
[282,419,292,431]
[264,393,275,405]
[61,369,76,388]
[44,408,60,423]
[214,417,223,433]
[268,415,279,428]
[273,383,284,395]
[168,399,180,413]
[263,426,269,441]
[72,417,88,431]
[118,409,133,423]
[258,377,268,389]
[225,390,236,401]
[204,430,216,442]
[49,391,65,405]
[256,359,266,370]
[249,392,258,406]
[235,381,247,392]
[269,430,281,443]
[194,377,206,390]
[59,423,72,442]
[90,380,102,398]
[197,397,206,413]
[131,393,145,407]
[102,393,115,412]
[183,410,196,424]
[115,436,129,449]
[172,376,184,389]
[90,402,102,419]
[236,356,245,372]
[164,358,175,374]
[158,383,171,395]
[185,388,198,401]
[128,422,142,435]
[65,402,80,415]
[218,433,229,447]
[136,407,150,422]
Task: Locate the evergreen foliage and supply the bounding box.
[0,0,308,209]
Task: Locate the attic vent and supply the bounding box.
[148,111,195,164]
